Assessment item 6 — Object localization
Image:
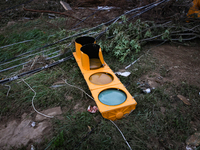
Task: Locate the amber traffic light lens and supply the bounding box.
[89,72,113,85]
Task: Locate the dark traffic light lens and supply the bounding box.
[98,89,127,106]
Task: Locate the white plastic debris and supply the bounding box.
[115,71,131,77]
[143,88,151,94]
[97,6,115,10]
[51,84,65,88]
[31,145,35,150]
[31,122,36,127]
[186,145,196,150]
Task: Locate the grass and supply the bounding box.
[0,16,200,150]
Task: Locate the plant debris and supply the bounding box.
[177,94,191,105]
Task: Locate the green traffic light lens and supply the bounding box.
[98,89,127,106]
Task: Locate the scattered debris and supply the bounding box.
[186,145,196,150]
[137,81,152,93]
[48,13,56,19]
[177,95,191,105]
[31,122,36,127]
[51,84,65,88]
[31,145,35,150]
[35,107,62,122]
[136,73,166,95]
[97,6,116,10]
[115,71,131,77]
[60,1,72,10]
[87,105,98,113]
[143,88,151,94]
[186,132,200,146]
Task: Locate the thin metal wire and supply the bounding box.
[110,120,132,150]
[22,79,54,118]
[63,79,133,150]
[63,79,94,101]
[5,85,11,97]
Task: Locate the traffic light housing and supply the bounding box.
[187,0,200,18]
[73,36,137,121]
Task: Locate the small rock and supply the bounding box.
[186,132,200,146]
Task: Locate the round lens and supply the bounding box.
[89,72,113,85]
[98,89,126,106]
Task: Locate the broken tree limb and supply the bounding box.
[23,7,82,22]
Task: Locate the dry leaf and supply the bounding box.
[177,95,191,105]
[88,126,92,132]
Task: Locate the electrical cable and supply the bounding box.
[0,55,73,84]
[63,79,132,150]
[110,120,132,150]
[0,60,32,73]
[0,40,33,49]
[95,0,165,40]
[0,43,72,73]
[128,0,169,21]
[21,79,54,118]
[0,46,60,66]
[63,79,94,100]
[45,49,71,60]
[1,1,162,64]
[0,18,114,64]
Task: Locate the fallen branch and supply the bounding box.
[23,7,83,22]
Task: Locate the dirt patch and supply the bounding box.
[152,44,200,88]
[0,107,63,149]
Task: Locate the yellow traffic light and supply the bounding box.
[187,0,200,18]
[73,36,137,120]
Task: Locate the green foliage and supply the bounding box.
[99,19,156,62]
